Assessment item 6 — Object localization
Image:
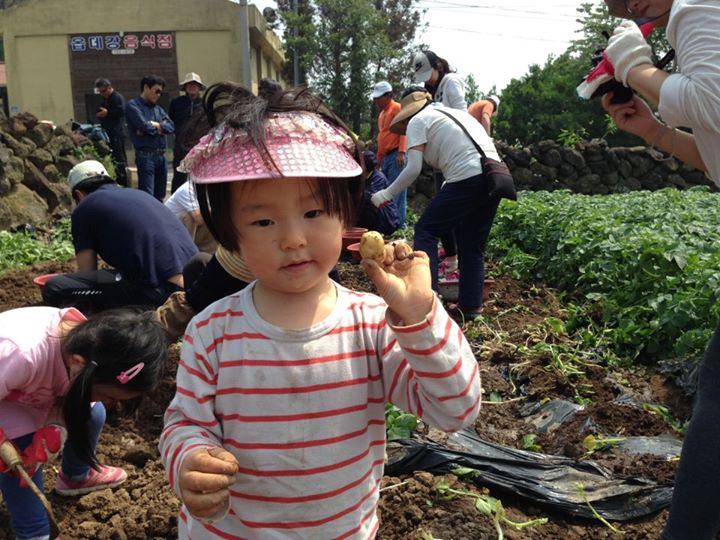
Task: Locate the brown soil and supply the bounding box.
[0,260,691,539]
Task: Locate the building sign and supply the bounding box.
[68,31,178,123]
[69,32,174,54]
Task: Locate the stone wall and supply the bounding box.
[407,138,714,211]
[0,110,112,230]
[496,139,715,194]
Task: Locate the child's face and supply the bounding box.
[230,177,343,296]
[91,383,142,409]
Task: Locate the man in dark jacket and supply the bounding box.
[169,72,205,193]
[94,78,128,186]
[125,75,175,200]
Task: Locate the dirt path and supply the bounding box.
[0,261,689,539]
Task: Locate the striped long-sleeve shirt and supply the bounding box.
[159,282,481,539]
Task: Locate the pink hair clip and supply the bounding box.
[116,362,145,385]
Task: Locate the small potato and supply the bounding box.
[360,231,386,263]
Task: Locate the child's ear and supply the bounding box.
[68,353,87,368]
[67,353,88,379]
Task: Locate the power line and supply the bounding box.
[428,24,574,44]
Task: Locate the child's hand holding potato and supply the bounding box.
[359,231,435,325]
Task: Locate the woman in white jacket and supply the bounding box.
[372,87,501,318]
[601,1,720,538]
[412,50,468,278]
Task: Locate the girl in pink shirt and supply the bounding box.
[0,307,168,540]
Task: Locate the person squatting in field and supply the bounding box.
[158,82,482,539]
[599,0,720,538]
[0,307,167,540]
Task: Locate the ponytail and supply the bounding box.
[61,308,167,468]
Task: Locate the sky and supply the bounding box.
[246,0,602,94]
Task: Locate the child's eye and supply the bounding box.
[305,209,324,218]
[252,219,273,227]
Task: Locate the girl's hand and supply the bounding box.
[362,242,435,325]
[602,93,661,141]
[179,447,239,520]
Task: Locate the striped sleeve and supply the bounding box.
[159,320,224,500]
[378,297,481,432]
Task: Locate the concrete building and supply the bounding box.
[0,0,285,124]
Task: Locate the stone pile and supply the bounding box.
[0,110,112,230]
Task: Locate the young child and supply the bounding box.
[0,306,168,540]
[159,83,482,539]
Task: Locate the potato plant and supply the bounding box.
[487,188,720,360]
[0,219,74,272]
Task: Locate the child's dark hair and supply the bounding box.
[186,82,364,252]
[61,308,168,468]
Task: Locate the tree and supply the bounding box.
[464,74,479,104]
[570,2,671,63]
[275,0,424,137]
[493,3,670,146]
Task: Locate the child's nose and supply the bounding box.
[279,223,307,250]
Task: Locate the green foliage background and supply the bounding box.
[487,189,720,361]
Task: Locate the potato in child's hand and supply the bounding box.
[360,231,386,264]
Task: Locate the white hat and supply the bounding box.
[68,160,111,190]
[488,95,501,112]
[179,72,206,90]
[370,81,393,99]
[412,52,434,84]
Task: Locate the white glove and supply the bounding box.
[604,21,653,86]
[371,189,393,209]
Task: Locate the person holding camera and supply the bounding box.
[600,1,720,538]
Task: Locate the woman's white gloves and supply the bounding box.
[371,188,394,209]
[605,21,653,85]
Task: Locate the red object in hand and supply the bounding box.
[22,425,66,465]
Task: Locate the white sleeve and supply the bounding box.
[659,3,720,132]
[443,76,467,111]
[385,149,423,198]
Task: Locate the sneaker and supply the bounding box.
[438,260,459,280]
[55,465,128,496]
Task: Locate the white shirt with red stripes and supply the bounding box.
[160,282,481,539]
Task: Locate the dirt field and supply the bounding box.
[0,259,691,539]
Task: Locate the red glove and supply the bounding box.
[22,425,67,466]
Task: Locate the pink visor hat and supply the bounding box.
[179,111,362,183]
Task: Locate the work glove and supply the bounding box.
[605,21,653,86]
[22,425,67,469]
[371,189,393,209]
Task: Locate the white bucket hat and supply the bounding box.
[179,72,206,90]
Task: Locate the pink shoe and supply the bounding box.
[55,465,128,496]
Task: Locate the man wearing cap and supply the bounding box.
[42,159,197,313]
[125,75,175,201]
[94,78,128,187]
[468,95,500,136]
[371,80,408,228]
[169,72,206,193]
